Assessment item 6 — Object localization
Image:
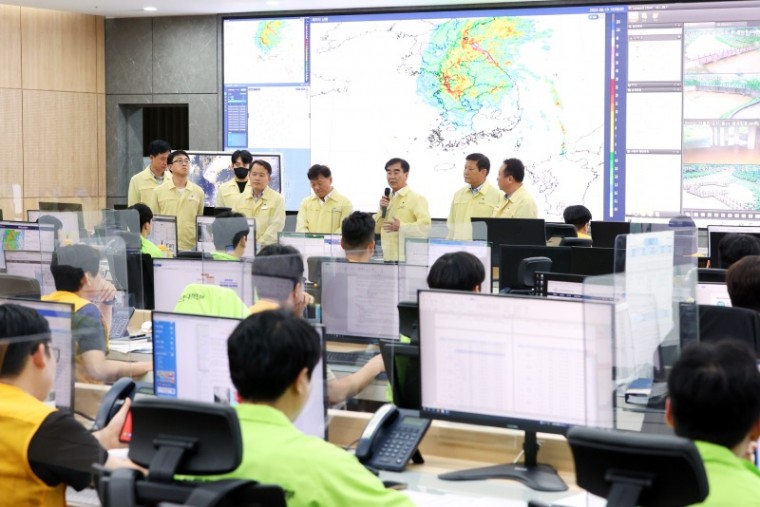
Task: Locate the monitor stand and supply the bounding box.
[438,431,567,492]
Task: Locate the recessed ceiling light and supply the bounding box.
[143,6,157,11]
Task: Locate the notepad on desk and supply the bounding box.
[109,339,153,361]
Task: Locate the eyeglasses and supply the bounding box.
[46,345,60,363]
[172,158,190,165]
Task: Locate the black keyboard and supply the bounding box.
[326,350,378,366]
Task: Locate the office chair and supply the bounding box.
[560,237,593,247]
[0,274,41,299]
[544,223,577,242]
[697,267,726,283]
[510,257,552,294]
[306,256,343,286]
[566,426,707,507]
[698,304,760,355]
[96,398,286,507]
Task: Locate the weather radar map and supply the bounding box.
[309,14,606,218]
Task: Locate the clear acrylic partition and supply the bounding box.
[197,215,257,260]
[319,257,394,410]
[585,227,698,433]
[399,238,429,304]
[181,255,252,317]
[277,232,344,284]
[391,215,432,263]
[0,221,49,296]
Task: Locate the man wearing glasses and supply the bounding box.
[216,150,253,208]
[0,304,136,504]
[127,139,171,207]
[150,150,205,251]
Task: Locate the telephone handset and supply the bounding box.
[92,377,137,431]
[355,404,431,472]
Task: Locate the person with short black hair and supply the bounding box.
[149,150,205,251]
[216,150,253,208]
[494,158,538,219]
[726,255,760,313]
[563,205,592,239]
[210,211,250,260]
[374,157,431,261]
[0,304,135,504]
[719,233,760,270]
[666,340,760,504]
[233,159,285,248]
[128,203,165,258]
[427,251,485,292]
[44,244,152,382]
[128,139,171,207]
[221,310,413,507]
[341,211,376,262]
[448,153,501,240]
[296,164,353,234]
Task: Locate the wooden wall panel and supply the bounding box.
[23,90,99,197]
[0,5,22,89]
[21,8,97,93]
[96,17,105,94]
[0,89,23,210]
[97,94,106,197]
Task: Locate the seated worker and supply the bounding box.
[562,205,591,239]
[726,255,760,312]
[0,303,133,503]
[210,211,250,260]
[341,211,376,263]
[222,310,413,507]
[251,244,385,405]
[128,203,165,258]
[427,251,485,293]
[719,233,760,269]
[666,340,760,505]
[44,244,152,382]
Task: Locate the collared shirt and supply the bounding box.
[216,179,248,208]
[493,184,538,219]
[214,404,414,507]
[373,186,431,262]
[232,186,286,248]
[210,251,240,261]
[447,181,501,240]
[693,440,760,506]
[296,188,353,234]
[149,178,205,251]
[127,166,165,207]
[469,183,485,195]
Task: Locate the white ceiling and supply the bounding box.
[1,0,520,18]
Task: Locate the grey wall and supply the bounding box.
[105,15,221,205]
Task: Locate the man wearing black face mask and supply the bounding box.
[216,150,253,208]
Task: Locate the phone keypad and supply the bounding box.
[375,426,423,470]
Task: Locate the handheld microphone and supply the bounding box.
[381,187,391,218]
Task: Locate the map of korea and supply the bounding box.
[254,20,284,53]
[417,17,549,130]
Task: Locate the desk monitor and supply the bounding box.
[590,221,630,249]
[152,258,253,311]
[0,220,54,254]
[379,341,420,411]
[152,311,326,438]
[398,301,419,343]
[4,250,55,296]
[499,245,571,291]
[471,218,546,267]
[534,272,587,299]
[148,215,178,257]
[707,225,760,268]
[279,232,342,281]
[321,261,400,343]
[284,211,298,233]
[27,211,82,245]
[570,247,615,276]
[696,283,731,307]
[1,298,74,413]
[196,216,257,259]
[419,290,614,491]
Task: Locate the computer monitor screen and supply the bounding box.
[0,298,74,412]
[196,216,256,259]
[380,341,421,410]
[535,272,588,299]
[27,211,81,245]
[278,232,342,281]
[590,221,631,249]
[707,225,760,267]
[4,250,55,296]
[696,282,731,307]
[148,215,178,257]
[152,258,253,311]
[184,151,283,206]
[570,247,615,276]
[321,261,400,343]
[499,245,572,291]
[152,311,326,438]
[419,290,613,429]
[0,220,53,254]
